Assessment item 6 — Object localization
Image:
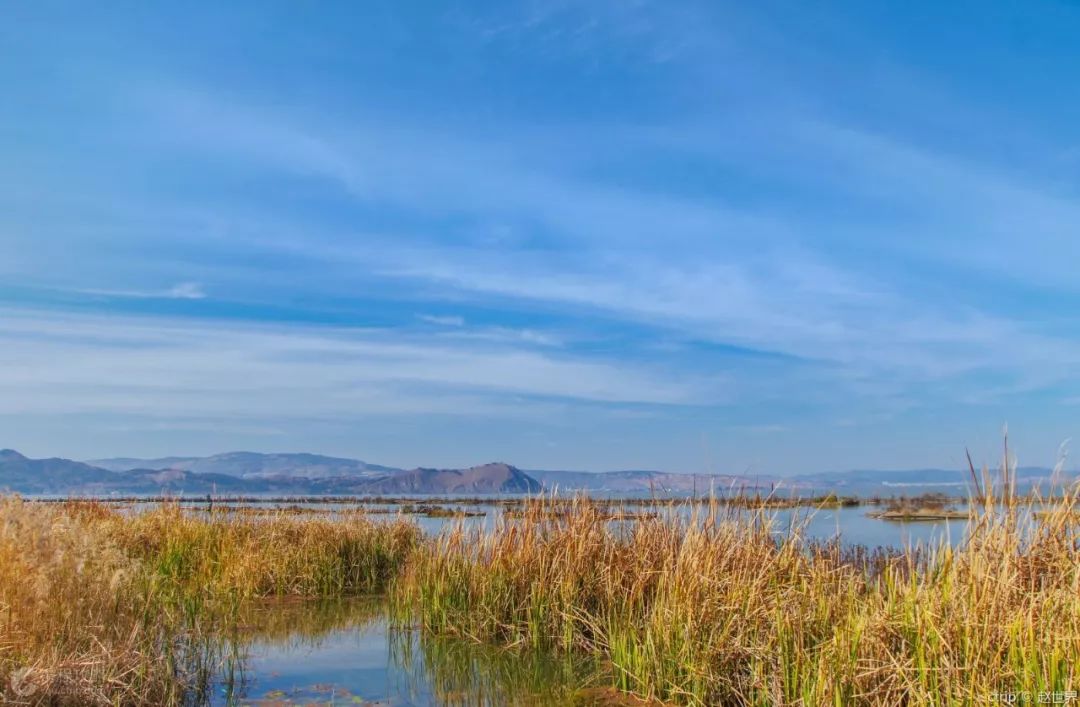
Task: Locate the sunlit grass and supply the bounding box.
[4,455,1079,706]
[0,498,420,705]
[392,492,1080,706]
[111,501,420,600]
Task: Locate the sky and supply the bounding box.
[2,1,1080,473]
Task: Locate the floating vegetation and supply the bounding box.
[867,492,970,521]
[399,503,486,518]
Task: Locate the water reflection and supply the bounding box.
[203,598,605,706]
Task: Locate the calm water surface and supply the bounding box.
[206,598,602,706]
[168,500,972,548]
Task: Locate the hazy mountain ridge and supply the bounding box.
[0,449,121,494]
[527,469,774,493]
[89,451,398,479]
[532,465,1075,496]
[788,466,1072,494]
[2,448,1072,497]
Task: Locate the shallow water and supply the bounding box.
[219,501,974,547]
[204,598,603,706]
[121,497,979,547]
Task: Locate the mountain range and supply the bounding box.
[0,448,1071,497]
[90,452,397,479]
[0,450,539,495]
[527,469,772,494]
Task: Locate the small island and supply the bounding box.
[867,493,970,521]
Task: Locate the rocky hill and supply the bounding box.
[357,463,541,494]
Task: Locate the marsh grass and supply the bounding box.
[0,498,420,705]
[0,497,186,705]
[392,492,1080,706]
[6,465,1080,706]
[111,501,420,600]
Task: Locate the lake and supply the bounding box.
[142,497,973,547]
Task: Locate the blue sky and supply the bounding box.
[2,1,1080,473]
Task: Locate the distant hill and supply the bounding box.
[358,463,541,494]
[786,466,1070,496]
[531,465,1077,497]
[0,450,540,496]
[89,451,397,479]
[528,469,772,494]
[101,468,260,494]
[0,449,121,494]
[89,456,201,472]
[791,468,969,487]
[0,449,272,495]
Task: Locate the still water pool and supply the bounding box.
[206,598,605,706]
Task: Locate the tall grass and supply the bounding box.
[392,493,1080,706]
[0,499,420,705]
[6,473,1080,705]
[0,498,182,704]
[111,502,420,600]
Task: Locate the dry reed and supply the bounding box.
[0,499,420,705]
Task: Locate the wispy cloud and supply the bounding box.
[417,313,465,327]
[115,87,1080,404]
[166,282,207,299]
[0,308,714,421]
[73,282,207,300]
[440,326,564,348]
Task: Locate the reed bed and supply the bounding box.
[0,498,420,705]
[6,462,1080,705]
[0,498,185,705]
[109,501,420,600]
[392,493,1080,706]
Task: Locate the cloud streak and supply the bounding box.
[71,282,207,300]
[417,313,465,327]
[0,308,715,421]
